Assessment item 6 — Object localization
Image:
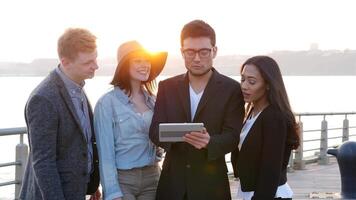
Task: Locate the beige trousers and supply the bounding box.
[118,164,161,200]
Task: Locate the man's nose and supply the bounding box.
[193,53,201,61]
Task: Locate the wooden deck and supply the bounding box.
[229,157,342,199]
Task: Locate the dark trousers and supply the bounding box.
[183,193,187,200]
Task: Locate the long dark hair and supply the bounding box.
[241,56,300,149]
[110,57,156,96]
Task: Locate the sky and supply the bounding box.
[1,0,356,62]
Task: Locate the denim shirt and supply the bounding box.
[94,87,158,200]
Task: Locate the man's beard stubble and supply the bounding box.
[187,66,212,77]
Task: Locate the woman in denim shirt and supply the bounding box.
[94,41,167,200]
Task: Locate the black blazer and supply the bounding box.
[149,68,244,200]
[231,105,293,200]
[20,70,99,200]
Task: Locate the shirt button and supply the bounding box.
[186,164,191,169]
[82,172,86,176]
[82,153,87,158]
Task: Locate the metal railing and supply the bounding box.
[1,111,356,198]
[292,112,356,169]
[0,127,28,200]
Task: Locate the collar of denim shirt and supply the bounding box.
[56,66,85,98]
[113,86,155,109]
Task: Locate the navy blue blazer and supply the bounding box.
[19,69,99,200]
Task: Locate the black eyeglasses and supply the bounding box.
[182,48,213,59]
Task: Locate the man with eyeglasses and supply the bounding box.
[149,20,244,200]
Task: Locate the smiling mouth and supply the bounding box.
[137,70,149,75]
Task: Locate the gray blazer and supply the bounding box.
[19,69,99,200]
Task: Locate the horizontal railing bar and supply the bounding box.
[0,127,27,136]
[303,148,321,152]
[327,127,344,131]
[296,112,356,116]
[0,161,21,168]
[328,136,343,140]
[303,138,321,142]
[304,127,344,133]
[303,129,322,133]
[0,180,20,187]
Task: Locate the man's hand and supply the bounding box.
[183,127,210,149]
[89,189,101,200]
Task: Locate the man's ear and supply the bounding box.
[60,57,70,68]
[212,46,218,58]
[180,47,185,58]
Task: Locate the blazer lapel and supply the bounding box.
[52,70,86,141]
[177,73,192,122]
[193,69,221,122]
[239,109,264,153]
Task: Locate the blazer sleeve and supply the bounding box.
[25,95,65,199]
[252,111,288,200]
[149,81,172,151]
[230,145,239,177]
[207,83,245,160]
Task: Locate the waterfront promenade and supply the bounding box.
[2,108,355,199]
[0,148,346,200]
[230,157,342,200]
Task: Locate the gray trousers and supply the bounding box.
[118,164,161,200]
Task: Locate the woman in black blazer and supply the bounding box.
[231,56,300,200]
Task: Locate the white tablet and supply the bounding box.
[159,123,204,142]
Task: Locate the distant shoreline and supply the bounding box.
[1,49,356,76]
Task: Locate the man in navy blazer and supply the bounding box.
[149,20,244,200]
[19,28,100,200]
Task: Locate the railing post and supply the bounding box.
[319,116,329,165]
[15,133,28,199]
[343,115,349,142]
[294,119,305,170]
[287,150,294,172]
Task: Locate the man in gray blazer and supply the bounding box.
[19,28,100,200]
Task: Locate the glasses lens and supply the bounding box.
[183,50,196,58]
[198,49,211,58]
[183,48,212,59]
